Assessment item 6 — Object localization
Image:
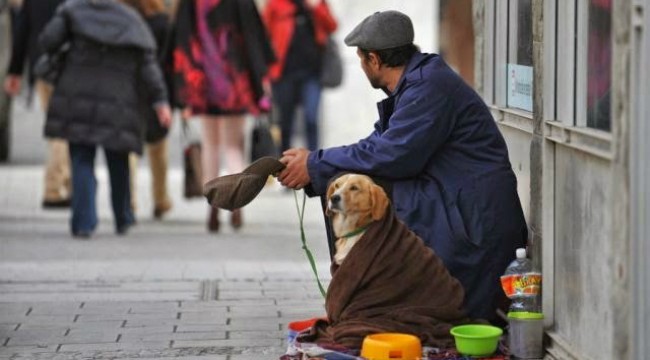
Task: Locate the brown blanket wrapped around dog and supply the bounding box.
[308,209,470,349]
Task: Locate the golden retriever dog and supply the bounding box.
[326,174,389,265]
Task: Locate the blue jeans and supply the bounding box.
[69,143,133,234]
[272,70,322,151]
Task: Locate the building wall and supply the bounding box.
[474,0,636,358]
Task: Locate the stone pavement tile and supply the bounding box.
[180,299,275,309]
[0,324,18,332]
[217,290,263,300]
[180,309,227,316]
[226,308,279,318]
[0,344,59,354]
[228,317,282,327]
[275,298,326,306]
[60,331,119,344]
[229,330,285,339]
[0,293,196,302]
[264,291,325,301]
[120,331,227,342]
[0,305,30,316]
[26,303,84,316]
[127,302,181,313]
[123,315,228,327]
[58,341,171,352]
[217,280,263,291]
[180,312,226,323]
[172,338,281,348]
[277,305,325,316]
[124,357,227,360]
[18,320,124,330]
[259,280,317,290]
[123,318,182,327]
[231,356,282,360]
[227,305,279,314]
[112,325,175,335]
[1,314,75,325]
[77,312,179,322]
[175,323,280,333]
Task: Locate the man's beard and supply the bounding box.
[368,75,382,89]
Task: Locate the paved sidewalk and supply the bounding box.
[0,166,332,359]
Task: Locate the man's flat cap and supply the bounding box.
[344,10,414,50]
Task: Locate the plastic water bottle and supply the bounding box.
[500,248,541,313]
[501,248,545,358]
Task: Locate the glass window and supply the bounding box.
[515,0,534,67]
[507,0,533,112]
[586,0,612,131]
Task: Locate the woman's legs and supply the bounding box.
[68,143,98,237]
[104,149,134,234]
[201,116,222,232]
[200,115,246,232]
[147,138,172,219]
[220,115,245,229]
[219,115,245,175]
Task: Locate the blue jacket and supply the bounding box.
[306,52,527,321]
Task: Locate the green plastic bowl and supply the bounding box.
[450,324,503,357]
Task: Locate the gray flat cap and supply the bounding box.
[344,10,414,50]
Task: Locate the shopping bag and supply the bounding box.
[182,122,203,198]
[183,142,203,198]
[251,114,278,161]
[320,37,343,88]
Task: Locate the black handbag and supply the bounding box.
[251,114,278,161]
[33,42,70,85]
[183,142,203,198]
[181,122,203,198]
[320,37,343,88]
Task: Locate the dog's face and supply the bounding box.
[326,174,389,235]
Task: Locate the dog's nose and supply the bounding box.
[330,194,341,204]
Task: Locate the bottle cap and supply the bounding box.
[516,248,527,259]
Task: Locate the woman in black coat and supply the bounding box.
[39,0,172,238]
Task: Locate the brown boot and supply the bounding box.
[230,209,243,230]
[208,207,220,232]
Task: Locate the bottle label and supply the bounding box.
[500,272,542,298]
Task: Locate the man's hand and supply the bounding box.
[155,104,173,128]
[279,148,311,189]
[3,75,21,96]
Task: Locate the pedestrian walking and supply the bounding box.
[262,0,337,152]
[279,10,528,322]
[171,0,275,233]
[39,0,172,238]
[3,0,71,208]
[126,0,174,220]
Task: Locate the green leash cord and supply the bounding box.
[293,190,327,298]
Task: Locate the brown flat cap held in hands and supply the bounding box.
[344,10,414,50]
[203,157,286,210]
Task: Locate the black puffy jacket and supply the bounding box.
[39,0,168,154]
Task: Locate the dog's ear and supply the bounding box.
[325,182,336,217]
[370,183,389,221]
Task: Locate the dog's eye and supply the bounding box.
[350,185,359,191]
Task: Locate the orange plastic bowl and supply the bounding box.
[361,333,422,360]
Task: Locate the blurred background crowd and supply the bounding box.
[0,0,473,239]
